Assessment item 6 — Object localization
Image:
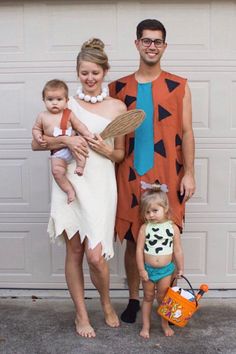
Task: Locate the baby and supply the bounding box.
[32,79,93,203]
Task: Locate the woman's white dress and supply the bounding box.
[47,96,117,259]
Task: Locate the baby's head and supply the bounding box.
[140,184,169,223]
[42,79,68,100]
[42,79,69,113]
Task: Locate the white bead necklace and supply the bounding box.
[76,86,108,104]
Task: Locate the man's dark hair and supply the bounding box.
[136,19,166,42]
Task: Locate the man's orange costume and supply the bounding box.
[109,71,187,241]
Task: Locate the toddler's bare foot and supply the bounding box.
[74,167,84,176]
[75,317,96,338]
[103,303,120,328]
[67,189,76,204]
[161,318,174,337]
[140,326,150,339]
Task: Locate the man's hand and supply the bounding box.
[180,172,196,202]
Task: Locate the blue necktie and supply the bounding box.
[134,82,154,176]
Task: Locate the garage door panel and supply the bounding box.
[183,223,236,288]
[182,230,207,276]
[188,149,236,212]
[0,149,50,213]
[227,231,236,275]
[0,4,24,58]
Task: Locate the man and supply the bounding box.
[109,19,195,323]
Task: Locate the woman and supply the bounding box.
[32,38,127,338]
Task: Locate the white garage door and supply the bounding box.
[0,0,236,289]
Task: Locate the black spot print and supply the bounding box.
[155,247,163,254]
[152,228,160,232]
[166,229,174,237]
[153,234,163,240]
[149,240,157,246]
[162,239,168,246]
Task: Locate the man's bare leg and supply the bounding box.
[120,240,141,323]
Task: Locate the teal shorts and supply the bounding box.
[144,262,175,283]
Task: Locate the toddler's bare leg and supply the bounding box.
[51,158,75,203]
[156,275,174,337]
[140,280,155,339]
[74,155,86,176]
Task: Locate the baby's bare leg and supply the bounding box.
[74,155,86,176]
[51,158,75,203]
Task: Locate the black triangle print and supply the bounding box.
[177,190,185,204]
[115,81,126,94]
[128,167,136,181]
[154,140,166,157]
[155,179,161,185]
[158,105,171,121]
[176,160,183,175]
[124,95,136,108]
[128,137,134,155]
[175,134,182,146]
[131,193,139,208]
[165,79,180,92]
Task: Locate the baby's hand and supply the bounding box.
[36,135,47,148]
[139,269,149,282]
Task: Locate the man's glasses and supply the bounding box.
[140,38,165,48]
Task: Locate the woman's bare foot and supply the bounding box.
[103,303,120,328]
[75,317,96,338]
[161,318,174,337]
[140,326,150,339]
[67,189,76,204]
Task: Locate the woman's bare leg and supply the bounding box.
[85,240,119,328]
[156,275,174,337]
[64,233,95,338]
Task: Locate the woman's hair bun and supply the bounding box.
[81,38,105,52]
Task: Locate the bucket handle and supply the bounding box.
[171,275,198,307]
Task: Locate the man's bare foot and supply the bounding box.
[74,167,84,176]
[161,318,174,337]
[103,303,120,328]
[67,189,76,204]
[75,317,96,338]
[140,327,150,339]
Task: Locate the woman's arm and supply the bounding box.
[173,224,184,278]
[31,135,89,160]
[136,224,149,282]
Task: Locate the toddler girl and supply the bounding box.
[136,182,184,338]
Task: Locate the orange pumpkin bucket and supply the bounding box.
[158,276,200,327]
